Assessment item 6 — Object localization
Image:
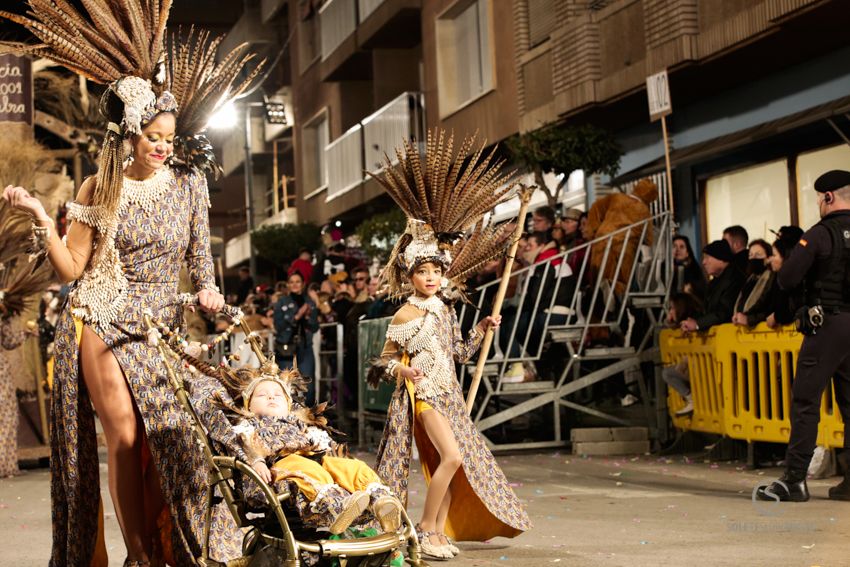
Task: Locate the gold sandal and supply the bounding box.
[329,490,370,534]
[372,495,402,532]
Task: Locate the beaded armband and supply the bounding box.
[29,220,52,260]
[387,359,402,380]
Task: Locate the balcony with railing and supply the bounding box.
[357,0,422,49]
[325,124,364,202]
[323,92,424,203]
[362,91,425,172]
[320,0,371,80]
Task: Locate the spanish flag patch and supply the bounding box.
[800,238,808,247]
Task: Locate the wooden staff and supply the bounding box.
[466,184,536,413]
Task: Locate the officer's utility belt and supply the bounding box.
[795,305,825,336]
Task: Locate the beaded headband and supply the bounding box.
[140,90,179,127]
[399,220,452,273]
[243,374,294,411]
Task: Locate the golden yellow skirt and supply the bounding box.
[404,379,509,541]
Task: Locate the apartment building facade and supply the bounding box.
[216,0,850,267]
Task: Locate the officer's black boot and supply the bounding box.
[828,451,850,501]
[755,468,809,502]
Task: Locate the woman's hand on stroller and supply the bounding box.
[196,288,225,314]
[251,458,273,484]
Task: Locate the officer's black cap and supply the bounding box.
[814,170,850,193]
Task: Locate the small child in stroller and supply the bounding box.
[212,363,403,536]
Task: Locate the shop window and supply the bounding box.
[797,144,850,230]
[705,159,790,242]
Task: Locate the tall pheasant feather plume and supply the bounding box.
[368,128,516,298]
[166,27,265,137]
[165,27,264,174]
[446,220,514,287]
[0,0,173,85]
[369,129,513,235]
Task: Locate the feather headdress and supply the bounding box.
[0,0,175,213]
[368,129,515,299]
[166,27,265,175]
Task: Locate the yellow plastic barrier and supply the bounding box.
[660,323,845,449]
[659,328,726,436]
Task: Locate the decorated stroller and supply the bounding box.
[143,295,428,567]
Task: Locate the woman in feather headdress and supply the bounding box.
[367,131,532,561]
[1,3,261,565]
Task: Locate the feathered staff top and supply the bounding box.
[367,129,515,299]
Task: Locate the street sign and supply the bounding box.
[646,69,671,121]
[646,69,674,217]
[0,54,32,126]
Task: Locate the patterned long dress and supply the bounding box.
[50,167,241,566]
[0,318,27,478]
[375,294,531,541]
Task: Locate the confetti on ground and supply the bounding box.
[616,482,623,486]
[640,541,649,545]
[802,544,815,550]
[499,555,509,560]
[610,472,622,477]
[509,482,523,487]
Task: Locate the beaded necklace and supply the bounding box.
[121,167,174,214]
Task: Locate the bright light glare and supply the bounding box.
[207,101,238,130]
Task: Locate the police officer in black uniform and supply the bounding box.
[757,170,850,502]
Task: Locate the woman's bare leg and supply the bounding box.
[436,487,452,540]
[80,326,148,561]
[418,409,461,544]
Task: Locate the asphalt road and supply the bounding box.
[1,449,847,566]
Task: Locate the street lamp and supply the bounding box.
[264,100,287,125]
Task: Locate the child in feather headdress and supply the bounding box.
[214,364,403,535]
[367,130,532,561]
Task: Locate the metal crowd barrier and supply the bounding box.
[660,323,845,448]
[456,211,674,451]
[317,322,344,410]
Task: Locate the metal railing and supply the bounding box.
[457,211,674,451]
[325,123,364,201]
[362,91,425,172]
[323,92,425,202]
[317,322,345,423]
[320,0,357,60]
